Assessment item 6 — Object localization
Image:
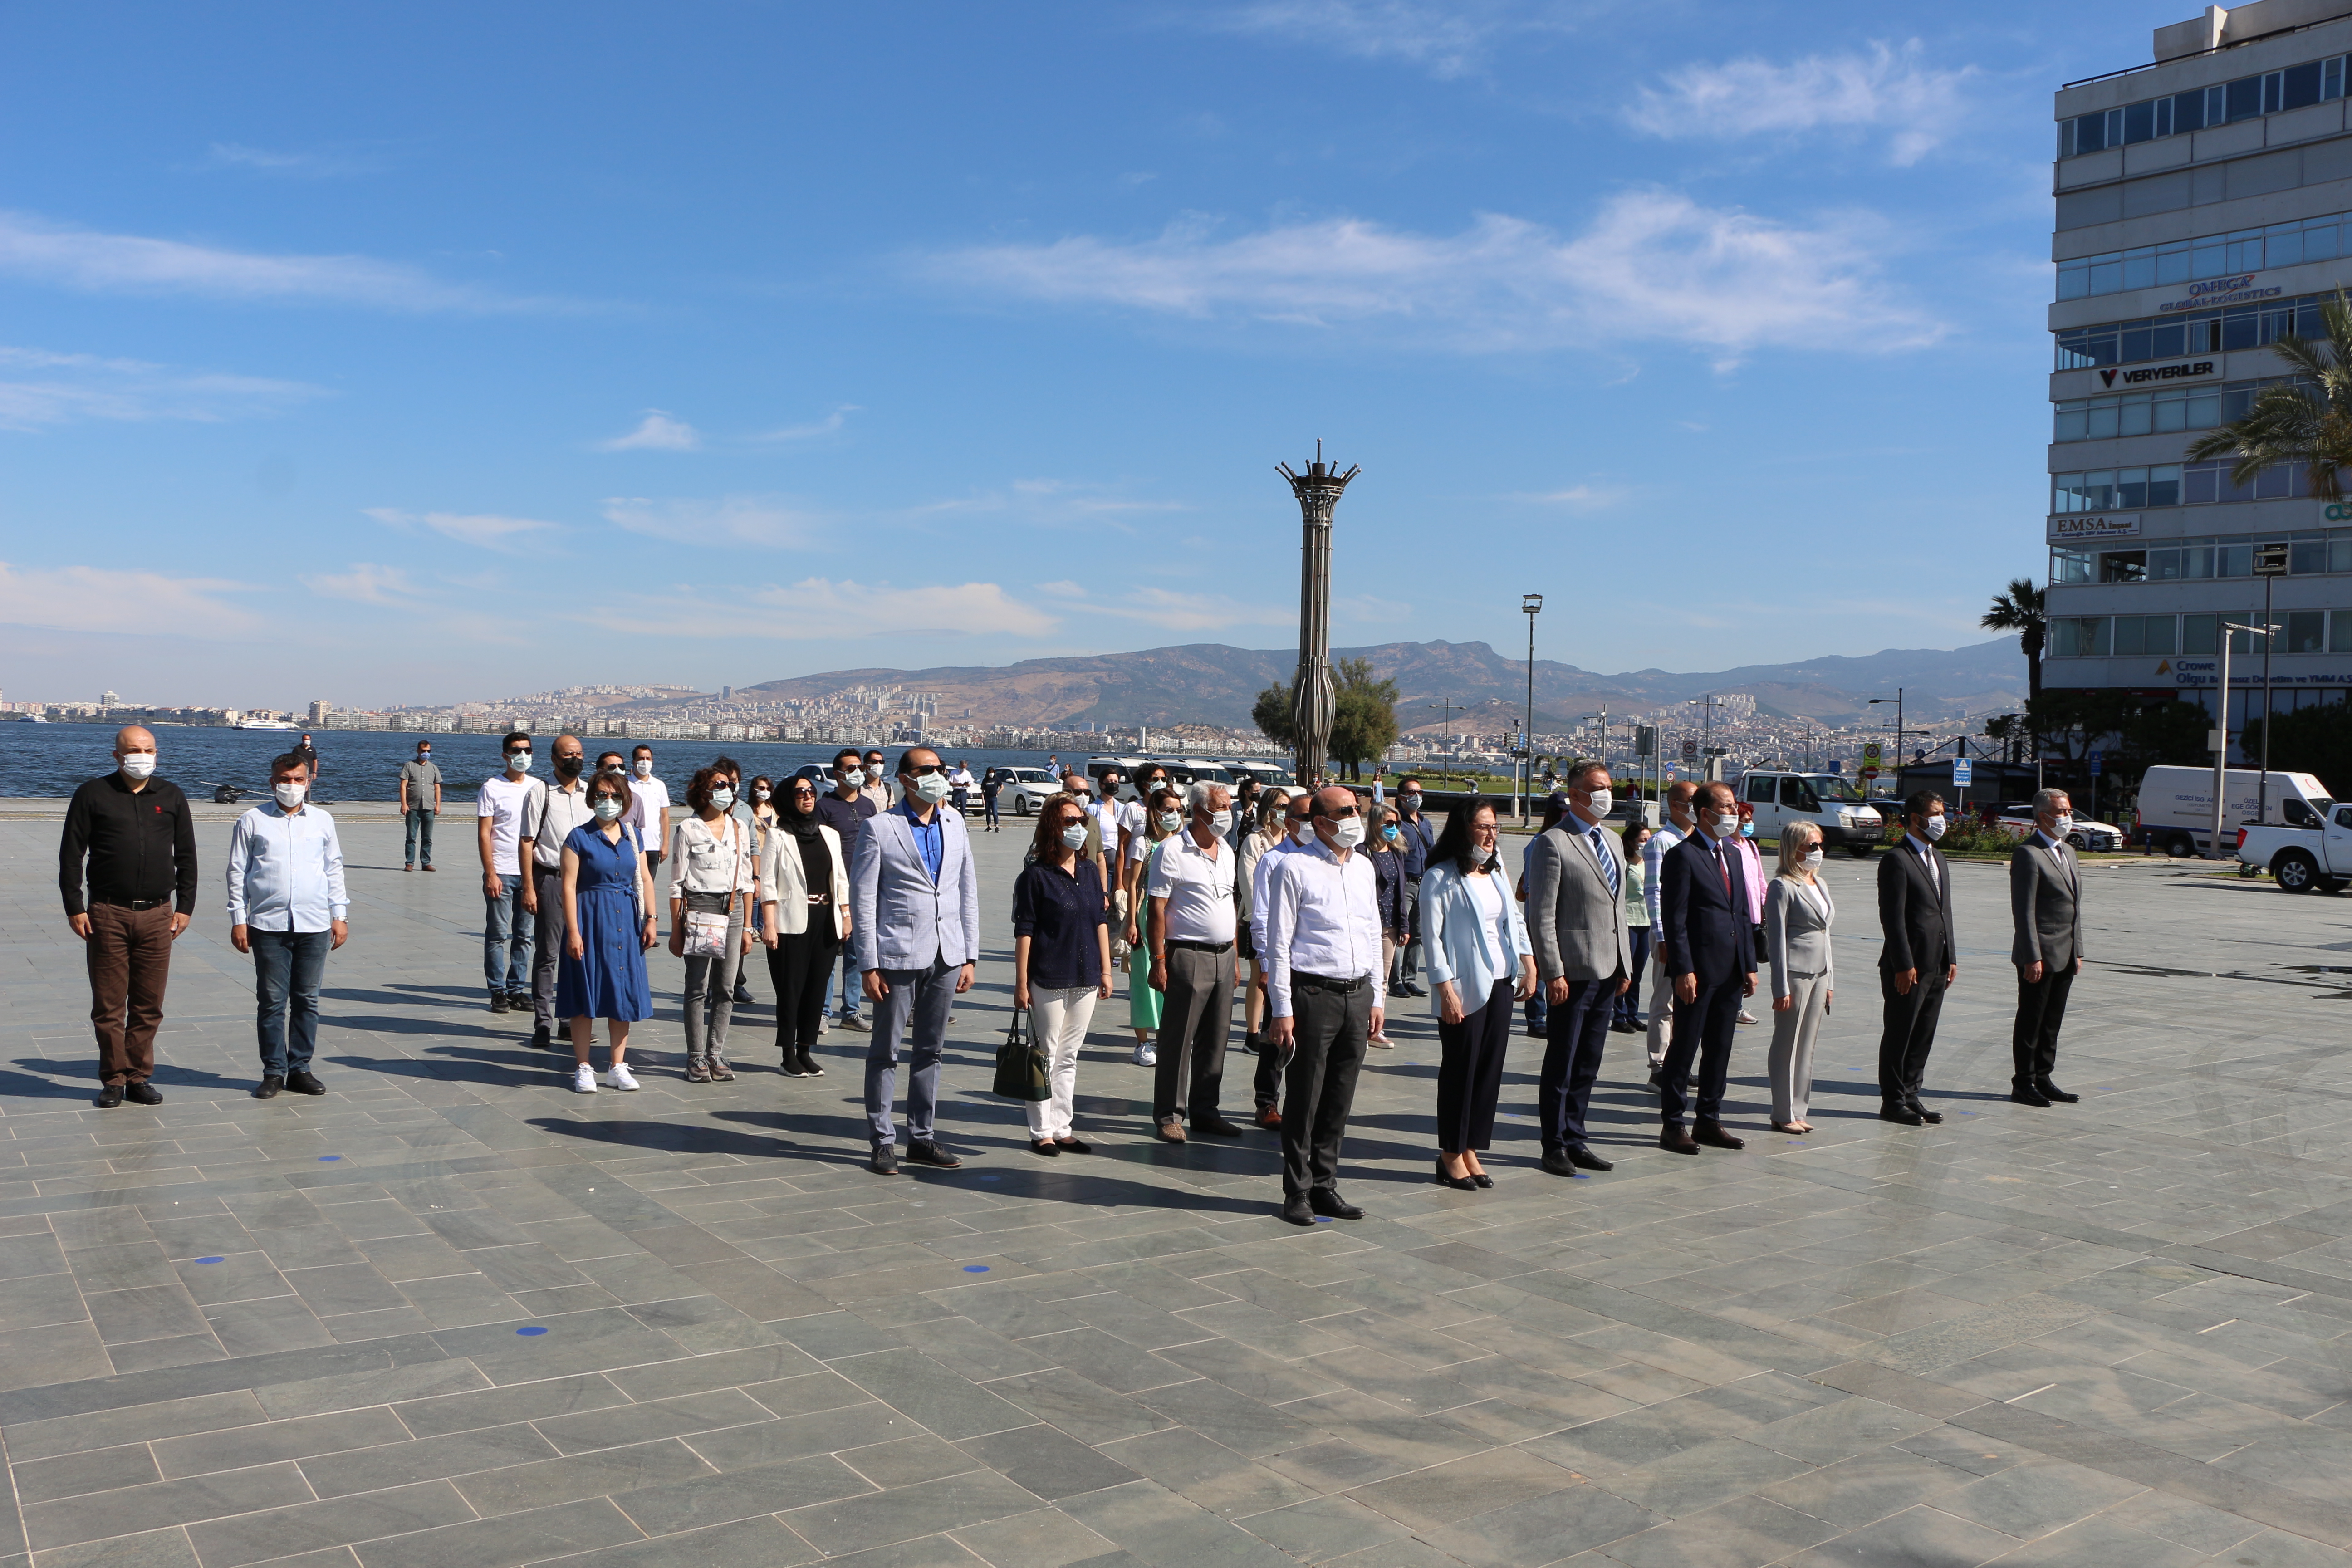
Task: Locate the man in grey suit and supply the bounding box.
[1525,762,1631,1176]
[2009,787,2084,1108]
[850,746,981,1174]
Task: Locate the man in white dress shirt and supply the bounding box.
[1262,786,1385,1226]
[1147,781,1243,1141]
[226,753,348,1100]
[519,735,597,1050]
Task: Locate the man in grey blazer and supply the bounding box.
[1525,762,1632,1176]
[850,746,981,1174]
[2009,787,2084,1109]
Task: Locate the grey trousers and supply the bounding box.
[1154,945,1235,1123]
[680,905,744,1064]
[866,958,954,1146]
[1769,971,1829,1123]
[530,866,567,1032]
[1281,979,1372,1198]
[1644,950,1676,1066]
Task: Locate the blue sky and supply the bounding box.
[0,1,2153,710]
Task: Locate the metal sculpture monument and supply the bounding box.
[1278,442,1359,786]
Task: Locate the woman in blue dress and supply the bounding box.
[559,771,657,1093]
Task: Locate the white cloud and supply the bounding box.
[1512,483,1626,508]
[1626,41,1975,165]
[0,344,322,431]
[0,210,564,313]
[1039,581,1292,632]
[922,191,1940,359]
[601,494,822,548]
[908,478,1186,530]
[0,560,258,639]
[363,507,560,553]
[756,407,858,443]
[1202,1,1581,79]
[202,142,379,178]
[590,578,1058,641]
[301,563,427,607]
[597,410,701,451]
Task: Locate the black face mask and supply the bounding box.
[554,756,583,779]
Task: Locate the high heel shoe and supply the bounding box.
[1470,1171,1494,1188]
[1433,1157,1476,1191]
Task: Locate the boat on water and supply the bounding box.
[234,718,295,731]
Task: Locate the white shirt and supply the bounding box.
[523,777,597,870]
[476,774,540,877]
[1250,835,1306,958]
[1643,820,1686,926]
[1903,833,1944,898]
[225,802,348,932]
[1091,799,1123,858]
[1148,829,1238,945]
[666,813,755,902]
[949,766,974,787]
[1263,837,1386,1019]
[1468,868,1507,955]
[624,773,671,857]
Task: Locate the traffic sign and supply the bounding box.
[1951,758,1973,787]
[2088,750,2103,776]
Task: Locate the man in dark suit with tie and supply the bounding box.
[1877,790,1959,1126]
[2009,787,2084,1108]
[1655,781,1755,1154]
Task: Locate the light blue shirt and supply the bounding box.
[226,802,349,932]
[897,799,944,884]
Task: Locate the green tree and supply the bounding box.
[1980,578,2047,706]
[1251,682,1295,750]
[2242,703,2352,799]
[1328,657,1401,780]
[2027,689,2209,808]
[2187,289,2352,497]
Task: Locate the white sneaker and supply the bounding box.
[819,1014,831,1036]
[606,1063,640,1091]
[1133,1041,1157,1067]
[572,1065,597,1094]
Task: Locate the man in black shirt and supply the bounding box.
[58,726,198,1107]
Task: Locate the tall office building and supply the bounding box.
[2049,0,2352,752]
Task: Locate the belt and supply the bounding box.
[95,897,170,912]
[1294,971,1370,994]
[1166,939,1233,954]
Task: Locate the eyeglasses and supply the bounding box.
[906,764,944,777]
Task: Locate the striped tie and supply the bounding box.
[1591,828,1618,896]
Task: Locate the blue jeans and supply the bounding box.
[404,808,436,867]
[251,928,331,1077]
[485,879,534,996]
[826,944,864,1022]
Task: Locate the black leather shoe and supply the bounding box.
[1279,1196,1315,1226]
[1471,1172,1494,1188]
[869,1144,900,1176]
[1694,1122,1744,1151]
[2010,1084,2052,1107]
[93,1083,124,1108]
[1029,1139,1060,1156]
[1911,1103,1944,1124]
[1308,1190,1364,1220]
[1436,1158,1477,1190]
[531,1025,553,1049]
[2036,1079,2080,1103]
[1539,1150,1581,1178]
[1567,1146,1614,1172]
[489,994,511,1014]
[1879,1102,1923,1126]
[1659,1127,1699,1155]
[254,1076,284,1100]
[285,1070,325,1096]
[124,1081,162,1106]
[906,1140,962,1169]
[1195,1117,1245,1137]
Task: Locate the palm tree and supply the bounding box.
[1982,578,2047,705]
[2185,288,2352,498]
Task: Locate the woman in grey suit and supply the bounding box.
[1764,821,1834,1133]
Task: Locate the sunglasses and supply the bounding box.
[906,764,944,777]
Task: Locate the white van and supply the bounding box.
[1738,770,1885,857]
[2135,765,2334,857]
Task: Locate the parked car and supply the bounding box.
[1226,761,1299,791]
[1736,769,1883,856]
[994,766,1062,817]
[2135,765,2333,858]
[2236,801,2352,892]
[1991,805,2124,853]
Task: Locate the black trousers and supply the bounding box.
[1155,945,1234,1123]
[768,926,838,1054]
[1878,965,1946,1105]
[1661,974,1741,1127]
[1437,979,1514,1153]
[2012,963,2075,1087]
[1281,979,1372,1197]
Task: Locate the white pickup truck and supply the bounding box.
[2236,800,2352,893]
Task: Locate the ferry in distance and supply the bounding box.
[234,717,295,731]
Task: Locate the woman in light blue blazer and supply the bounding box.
[1763,821,1835,1133]
[1419,801,1537,1191]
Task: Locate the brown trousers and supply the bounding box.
[87,902,174,1084]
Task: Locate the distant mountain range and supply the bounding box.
[735,638,2029,731]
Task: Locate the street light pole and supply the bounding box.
[1522,593,1543,823]
[2254,542,2288,824]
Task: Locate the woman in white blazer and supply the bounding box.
[759,778,851,1078]
[1418,800,1537,1191]
[1762,820,1834,1133]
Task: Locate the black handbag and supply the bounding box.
[992,1009,1050,1102]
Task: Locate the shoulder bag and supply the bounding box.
[991,1007,1050,1102]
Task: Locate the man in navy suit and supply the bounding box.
[1654,780,1756,1155]
[1877,789,1959,1126]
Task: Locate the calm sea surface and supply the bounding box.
[0,724,1089,801]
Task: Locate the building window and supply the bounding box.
[2060,55,2347,162]
[2183,613,2219,653]
[2051,546,2094,584]
[2287,610,2328,652]
[2056,295,2328,372]
[2052,378,2289,442]
[2333,610,2352,652]
[2112,614,2177,655]
[2050,617,2111,657]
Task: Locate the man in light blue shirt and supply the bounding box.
[226,752,349,1100]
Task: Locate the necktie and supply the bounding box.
[1713,843,1730,896]
[1591,828,1618,896]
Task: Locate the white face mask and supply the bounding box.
[274,783,307,808]
[1705,812,1739,840]
[118,753,157,780]
[911,772,952,804]
[1921,814,1947,842]
[842,769,865,789]
[1061,821,1090,849]
[754,787,770,801]
[593,798,624,823]
[633,759,653,778]
[709,788,735,812]
[2049,813,2073,837]
[1801,848,1823,870]
[1291,821,1315,845]
[1209,809,1233,833]
[507,751,532,773]
[1331,816,1366,849]
[1156,811,1182,833]
[1583,788,1612,819]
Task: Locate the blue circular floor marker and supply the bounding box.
[515,1326,549,1336]
[963,1264,990,1273]
[193,1256,224,1264]
[1314,1215,1334,1223]
[318,1155,341,1161]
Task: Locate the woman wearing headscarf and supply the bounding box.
[758,775,849,1078]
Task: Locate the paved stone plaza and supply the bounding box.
[3,802,2352,1568]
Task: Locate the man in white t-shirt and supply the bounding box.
[624,745,671,881]
[476,732,544,1014]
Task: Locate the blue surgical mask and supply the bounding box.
[1381,825,1401,843]
[1740,821,1754,838]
